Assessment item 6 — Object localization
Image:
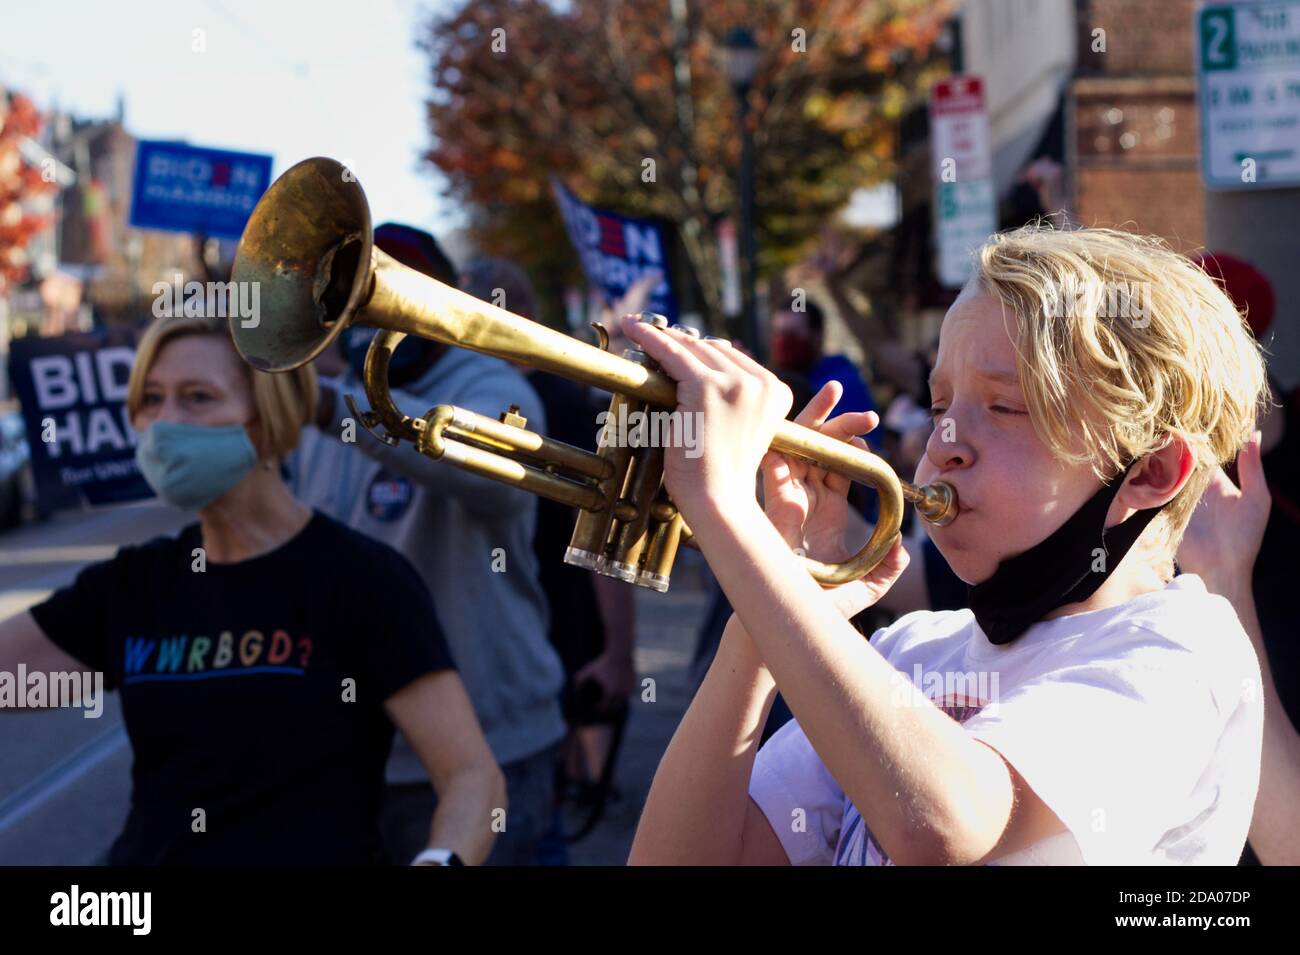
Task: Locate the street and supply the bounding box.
[0,500,709,865]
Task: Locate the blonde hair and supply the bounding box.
[971,224,1270,555]
[126,314,318,460]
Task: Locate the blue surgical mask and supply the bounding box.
[135,421,259,510]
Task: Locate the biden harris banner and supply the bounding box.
[129,140,273,239]
[551,179,678,321]
[7,329,151,511]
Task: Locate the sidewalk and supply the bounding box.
[564,551,709,866]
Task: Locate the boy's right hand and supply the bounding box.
[760,382,910,620]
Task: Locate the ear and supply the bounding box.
[1114,434,1195,517]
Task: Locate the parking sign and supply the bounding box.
[930,75,998,289]
[1197,1,1300,188]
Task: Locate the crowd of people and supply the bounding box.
[0,210,1298,867]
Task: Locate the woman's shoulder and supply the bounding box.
[51,522,199,601]
[114,523,202,570]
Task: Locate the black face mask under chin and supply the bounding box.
[966,458,1167,646]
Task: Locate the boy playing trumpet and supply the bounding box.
[628,226,1269,866]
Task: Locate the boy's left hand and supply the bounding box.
[760,381,877,564]
[761,384,910,618]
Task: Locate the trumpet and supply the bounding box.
[230,157,957,592]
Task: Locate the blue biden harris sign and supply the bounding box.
[129,141,273,238]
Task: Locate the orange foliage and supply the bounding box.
[420,0,951,320]
[0,90,56,292]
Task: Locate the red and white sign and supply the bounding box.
[930,75,993,182]
[930,74,997,288]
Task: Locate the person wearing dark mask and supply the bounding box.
[769,297,881,453]
[0,313,501,866]
[289,224,567,866]
[336,223,453,389]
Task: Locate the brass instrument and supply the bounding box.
[230,157,957,592]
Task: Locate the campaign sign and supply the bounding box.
[7,330,151,511]
[551,180,678,320]
[130,141,273,238]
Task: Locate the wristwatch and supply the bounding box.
[411,848,464,866]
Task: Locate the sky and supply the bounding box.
[0,0,464,233]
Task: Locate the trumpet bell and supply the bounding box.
[231,157,373,373]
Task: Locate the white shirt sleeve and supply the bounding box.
[748,719,845,866]
[961,623,1235,865]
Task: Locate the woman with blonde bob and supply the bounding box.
[0,313,502,866]
[629,224,1270,866]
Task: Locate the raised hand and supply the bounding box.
[1176,431,1269,598]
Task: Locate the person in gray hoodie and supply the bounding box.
[287,223,566,865]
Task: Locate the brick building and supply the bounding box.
[801,0,1299,389]
[47,114,202,327]
[1070,0,1205,250]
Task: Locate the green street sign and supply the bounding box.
[1200,6,1238,72]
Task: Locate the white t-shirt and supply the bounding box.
[749,573,1263,865]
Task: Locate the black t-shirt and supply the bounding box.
[29,510,454,865]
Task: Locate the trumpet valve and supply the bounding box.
[500,405,527,429]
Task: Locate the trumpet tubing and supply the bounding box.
[231,157,957,592]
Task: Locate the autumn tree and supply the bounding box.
[421,0,950,331]
[0,89,56,295]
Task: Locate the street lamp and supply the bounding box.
[722,26,761,90]
[722,27,761,358]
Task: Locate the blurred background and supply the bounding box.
[1,0,1296,865]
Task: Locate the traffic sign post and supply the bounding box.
[930,75,998,289]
